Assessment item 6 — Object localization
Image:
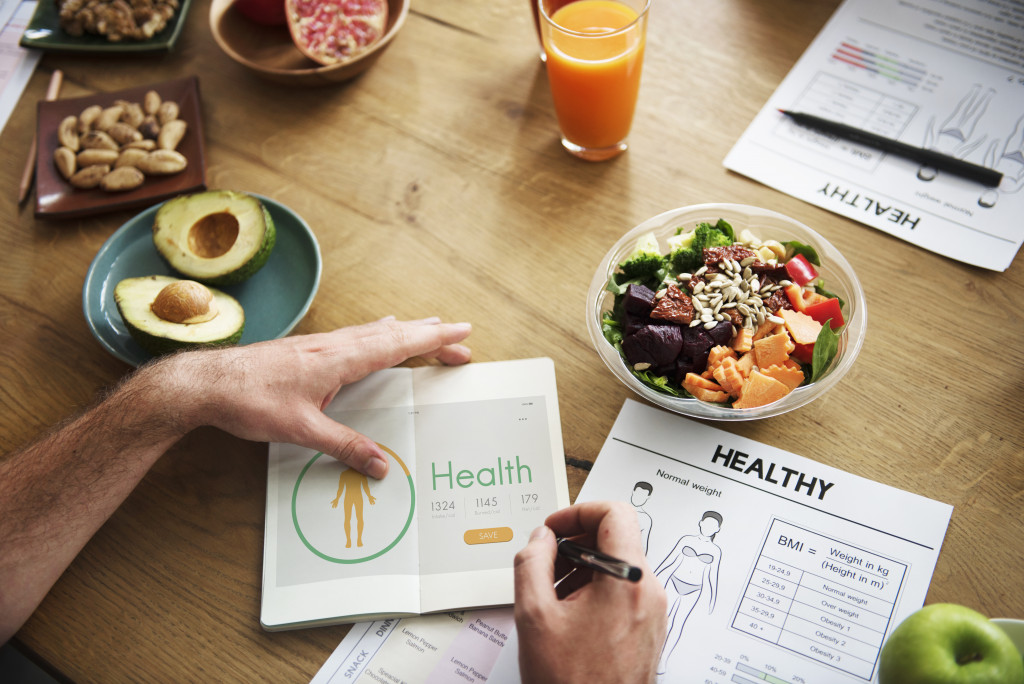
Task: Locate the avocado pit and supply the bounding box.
[188,212,239,259]
[151,280,220,324]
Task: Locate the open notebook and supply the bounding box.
[260,358,569,630]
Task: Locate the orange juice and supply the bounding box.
[542,0,647,157]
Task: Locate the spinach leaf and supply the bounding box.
[810,321,841,382]
[633,369,685,397]
[783,240,821,266]
[715,218,737,243]
[813,279,845,308]
[602,314,623,348]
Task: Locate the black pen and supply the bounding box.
[556,537,643,582]
[778,109,1004,188]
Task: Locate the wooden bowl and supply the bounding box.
[209,0,409,86]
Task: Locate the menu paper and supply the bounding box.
[724,0,1024,271]
[261,358,569,631]
[314,400,952,683]
[0,0,40,134]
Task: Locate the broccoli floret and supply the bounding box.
[618,232,666,280]
[668,222,733,273]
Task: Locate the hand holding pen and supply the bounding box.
[513,501,667,684]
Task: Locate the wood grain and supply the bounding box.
[2,0,1021,681]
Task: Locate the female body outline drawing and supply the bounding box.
[653,510,724,674]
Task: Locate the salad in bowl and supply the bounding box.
[587,204,867,420]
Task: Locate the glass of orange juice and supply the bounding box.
[539,0,650,161]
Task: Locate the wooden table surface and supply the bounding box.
[2,0,1021,680]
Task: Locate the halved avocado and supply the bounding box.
[114,275,245,356]
[152,190,275,286]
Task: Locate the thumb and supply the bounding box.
[514,525,558,629]
[300,412,390,479]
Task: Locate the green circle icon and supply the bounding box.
[291,445,415,564]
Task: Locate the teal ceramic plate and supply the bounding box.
[20,0,194,52]
[82,194,322,366]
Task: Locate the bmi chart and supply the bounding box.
[730,519,908,680]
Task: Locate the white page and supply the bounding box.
[0,1,41,135]
[580,399,952,682]
[263,369,421,630]
[725,0,1024,271]
[317,399,952,683]
[262,358,568,630]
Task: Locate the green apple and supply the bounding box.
[879,603,1024,684]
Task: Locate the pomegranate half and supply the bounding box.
[286,0,388,66]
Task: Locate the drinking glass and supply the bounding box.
[539,0,650,161]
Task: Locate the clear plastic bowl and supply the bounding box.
[586,203,867,420]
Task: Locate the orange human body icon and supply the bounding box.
[330,468,377,548]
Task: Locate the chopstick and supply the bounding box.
[18,69,64,205]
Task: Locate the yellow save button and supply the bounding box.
[464,527,514,545]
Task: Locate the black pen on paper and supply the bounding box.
[556,538,642,582]
[778,109,1004,188]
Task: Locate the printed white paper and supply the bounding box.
[725,0,1024,271]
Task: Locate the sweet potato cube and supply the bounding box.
[780,308,823,346]
[732,370,791,409]
[761,363,805,391]
[730,327,753,353]
[689,386,731,403]
[735,352,756,377]
[683,372,724,393]
[712,357,746,397]
[754,333,790,369]
[703,345,737,378]
[752,319,776,341]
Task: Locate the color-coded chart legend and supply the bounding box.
[732,662,791,684]
[832,41,926,87]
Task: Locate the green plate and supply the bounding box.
[82,194,322,367]
[20,0,193,52]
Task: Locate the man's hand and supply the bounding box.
[162,316,472,478]
[514,502,667,684]
[0,316,470,642]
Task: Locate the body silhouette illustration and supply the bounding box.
[331,468,377,548]
[653,510,724,674]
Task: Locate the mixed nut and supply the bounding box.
[58,0,180,42]
[53,90,188,193]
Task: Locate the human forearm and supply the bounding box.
[0,358,194,642]
[0,317,472,643]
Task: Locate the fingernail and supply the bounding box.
[366,448,389,479]
[530,525,550,542]
[377,315,397,322]
[452,322,472,333]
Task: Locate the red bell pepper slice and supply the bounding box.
[785,254,819,286]
[783,283,828,313]
[804,297,845,329]
[791,342,815,364]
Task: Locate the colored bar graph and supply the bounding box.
[831,42,925,86]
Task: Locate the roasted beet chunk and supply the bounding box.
[681,327,714,365]
[623,283,657,315]
[650,284,694,324]
[622,324,683,368]
[703,245,757,265]
[670,326,716,379]
[707,320,734,346]
[623,311,655,337]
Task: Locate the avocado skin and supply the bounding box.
[122,321,244,356]
[202,205,276,287]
